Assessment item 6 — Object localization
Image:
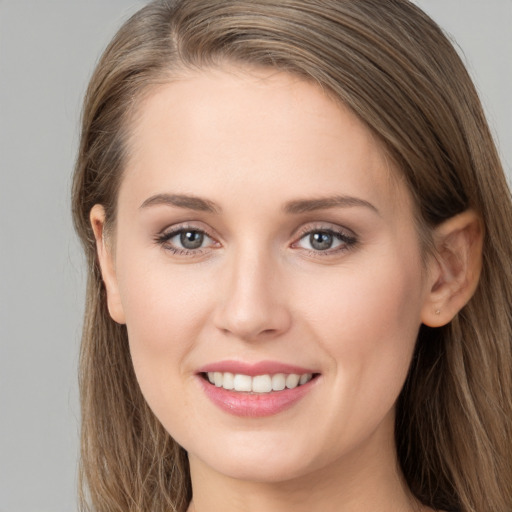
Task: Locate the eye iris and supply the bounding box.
[180,230,204,249]
[310,231,333,250]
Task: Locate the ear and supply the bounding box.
[90,204,126,324]
[421,210,483,327]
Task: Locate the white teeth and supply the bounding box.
[222,372,234,390]
[272,373,286,391]
[252,374,272,393]
[299,373,313,385]
[205,371,315,393]
[233,374,252,392]
[285,373,300,389]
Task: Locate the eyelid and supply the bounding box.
[158,221,215,238]
[153,221,357,257]
[154,222,220,254]
[292,222,357,241]
[290,222,358,255]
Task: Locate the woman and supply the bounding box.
[71,1,512,511]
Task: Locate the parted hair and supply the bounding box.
[72,1,512,511]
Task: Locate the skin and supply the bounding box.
[92,66,482,512]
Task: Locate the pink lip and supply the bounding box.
[197,360,315,376]
[196,360,319,418]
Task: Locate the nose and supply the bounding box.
[213,249,292,341]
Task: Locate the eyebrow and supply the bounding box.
[284,196,379,215]
[139,193,379,216]
[139,193,220,213]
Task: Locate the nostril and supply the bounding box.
[213,302,292,341]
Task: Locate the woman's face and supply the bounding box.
[99,66,436,483]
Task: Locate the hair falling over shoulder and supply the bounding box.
[72,1,512,510]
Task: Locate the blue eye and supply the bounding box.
[178,230,206,249]
[156,227,216,254]
[295,229,356,253]
[308,231,336,251]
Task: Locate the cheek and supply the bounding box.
[302,251,425,419]
[113,248,215,408]
[116,244,212,346]
[304,256,423,347]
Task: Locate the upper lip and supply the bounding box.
[197,360,317,376]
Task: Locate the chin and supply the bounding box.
[195,452,317,484]
[185,427,337,485]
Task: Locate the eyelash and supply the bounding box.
[154,224,218,256]
[291,225,357,257]
[154,224,358,257]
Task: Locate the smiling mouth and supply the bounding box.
[202,372,318,393]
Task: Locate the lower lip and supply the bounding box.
[198,376,318,417]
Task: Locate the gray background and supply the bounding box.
[0,1,510,511]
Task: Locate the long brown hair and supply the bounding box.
[72,1,512,510]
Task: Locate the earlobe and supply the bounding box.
[90,204,126,324]
[421,210,483,327]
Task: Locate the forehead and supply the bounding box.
[120,65,409,216]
